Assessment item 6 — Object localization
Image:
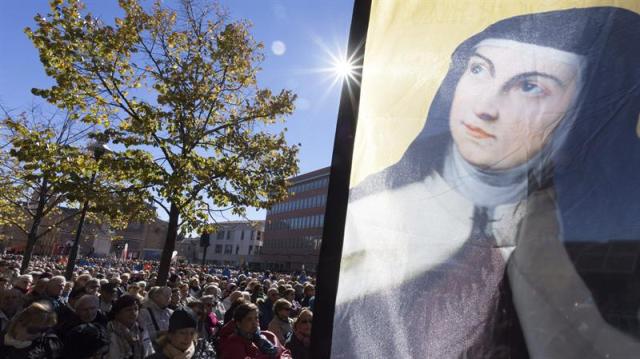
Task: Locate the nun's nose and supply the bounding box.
[473,92,499,122]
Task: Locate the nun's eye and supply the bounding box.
[519,80,545,96]
[469,63,485,75]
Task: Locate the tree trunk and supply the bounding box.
[156,201,179,286]
[64,198,91,280]
[20,179,48,273]
[201,245,208,266]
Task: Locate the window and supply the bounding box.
[216,231,225,240]
[224,245,232,254]
[240,231,245,240]
[248,245,253,254]
[226,231,231,240]
[214,245,222,254]
[250,230,255,240]
[235,245,239,254]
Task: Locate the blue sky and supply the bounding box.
[0,0,355,221]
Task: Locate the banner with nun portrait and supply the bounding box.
[317,1,640,358]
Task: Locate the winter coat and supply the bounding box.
[138,299,173,342]
[285,334,310,359]
[267,317,293,345]
[0,332,62,359]
[108,320,155,359]
[220,330,290,359]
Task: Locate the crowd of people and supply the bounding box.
[0,254,315,359]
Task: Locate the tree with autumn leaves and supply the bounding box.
[0,107,155,273]
[24,0,299,284]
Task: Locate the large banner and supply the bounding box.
[329,1,640,358]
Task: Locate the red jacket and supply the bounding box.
[220,330,291,359]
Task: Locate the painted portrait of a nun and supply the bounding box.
[332,7,640,359]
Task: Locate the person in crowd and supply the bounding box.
[223,294,245,325]
[42,276,66,314]
[285,309,312,359]
[138,286,173,342]
[137,281,148,297]
[107,294,154,359]
[221,284,238,310]
[75,294,105,325]
[75,273,93,292]
[268,299,294,345]
[299,285,314,308]
[146,308,198,359]
[12,274,33,295]
[283,289,301,318]
[201,285,224,318]
[62,322,110,359]
[188,278,201,298]
[119,274,130,292]
[200,295,220,331]
[128,283,144,301]
[84,279,101,296]
[259,288,279,330]
[0,277,9,290]
[178,283,193,307]
[186,297,219,343]
[293,284,304,304]
[168,288,181,310]
[99,283,118,314]
[0,301,62,359]
[0,287,23,333]
[220,302,290,359]
[61,281,74,303]
[56,294,108,341]
[24,277,49,305]
[251,283,265,304]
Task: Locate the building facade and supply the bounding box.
[178,221,264,267]
[260,167,330,272]
[0,207,112,257]
[112,219,168,260]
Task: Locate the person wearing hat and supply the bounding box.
[62,322,110,359]
[107,295,154,359]
[146,308,198,359]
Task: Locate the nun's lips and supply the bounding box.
[462,122,496,139]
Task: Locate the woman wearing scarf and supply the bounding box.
[220,302,291,359]
[108,295,154,359]
[146,308,198,359]
[267,299,294,345]
[332,6,640,359]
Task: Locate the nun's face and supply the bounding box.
[449,42,581,170]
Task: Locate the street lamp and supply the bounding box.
[64,142,111,280]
